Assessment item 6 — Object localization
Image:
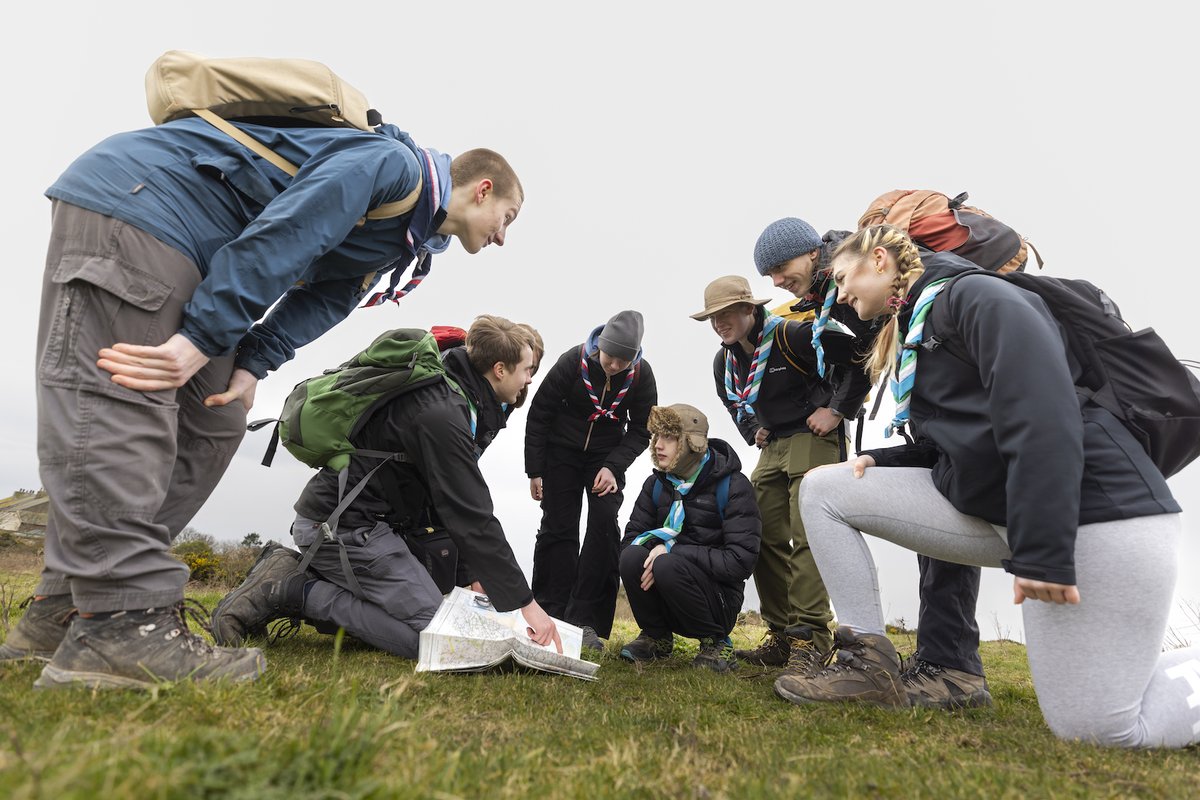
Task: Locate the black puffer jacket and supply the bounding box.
[620,439,761,592]
[293,344,532,611]
[524,339,657,479]
[862,252,1179,585]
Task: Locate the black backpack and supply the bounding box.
[927,271,1200,478]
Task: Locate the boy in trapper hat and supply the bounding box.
[693,275,866,670]
[525,311,658,651]
[618,404,760,672]
[754,216,992,710]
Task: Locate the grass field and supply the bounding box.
[1,539,1197,799]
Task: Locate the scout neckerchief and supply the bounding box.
[361,146,444,307]
[633,451,711,552]
[810,282,839,378]
[885,279,951,438]
[724,312,782,422]
[580,346,636,422]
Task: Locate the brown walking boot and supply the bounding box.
[779,625,824,676]
[0,594,75,662]
[733,628,790,667]
[901,657,993,709]
[774,625,908,708]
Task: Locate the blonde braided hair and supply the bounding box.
[830,225,926,383]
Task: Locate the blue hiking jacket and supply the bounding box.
[46,118,451,378]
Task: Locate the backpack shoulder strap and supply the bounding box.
[774,319,812,374]
[715,473,731,520]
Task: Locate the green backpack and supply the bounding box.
[249,328,467,595]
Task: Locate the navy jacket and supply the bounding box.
[47,118,450,378]
[862,252,1179,585]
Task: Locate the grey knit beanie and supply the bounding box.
[753,217,823,275]
[598,310,644,361]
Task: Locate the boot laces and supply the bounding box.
[267,617,302,643]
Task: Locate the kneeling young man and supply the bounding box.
[619,404,760,672]
[212,316,559,656]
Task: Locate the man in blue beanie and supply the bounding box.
[752,216,992,710]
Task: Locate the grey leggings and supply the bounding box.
[800,464,1200,749]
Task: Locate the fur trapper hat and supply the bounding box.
[648,403,709,477]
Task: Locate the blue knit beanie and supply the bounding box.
[753,217,823,276]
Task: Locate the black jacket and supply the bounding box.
[713,307,869,445]
[862,252,1179,585]
[620,439,761,595]
[293,345,533,611]
[524,343,657,479]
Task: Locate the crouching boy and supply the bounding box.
[618,404,761,672]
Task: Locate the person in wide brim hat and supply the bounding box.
[690,275,772,321]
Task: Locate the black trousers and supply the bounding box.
[916,555,984,676]
[618,545,739,640]
[531,446,624,637]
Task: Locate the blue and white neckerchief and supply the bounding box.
[724,313,783,423]
[810,282,839,378]
[633,451,711,552]
[885,279,951,438]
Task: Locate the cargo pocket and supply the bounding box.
[788,431,842,478]
[40,253,173,386]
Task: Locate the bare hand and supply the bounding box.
[98,333,209,392]
[468,581,485,594]
[529,477,543,502]
[204,368,258,412]
[1013,577,1080,605]
[592,467,618,496]
[807,407,844,437]
[641,544,667,591]
[521,599,563,653]
[850,454,876,478]
[754,427,771,448]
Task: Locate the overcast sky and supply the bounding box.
[2,1,1197,645]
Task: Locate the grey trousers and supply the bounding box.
[799,464,1200,749]
[292,517,444,659]
[35,202,246,612]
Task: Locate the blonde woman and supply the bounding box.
[774,225,1198,749]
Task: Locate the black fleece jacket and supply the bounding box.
[621,439,761,592]
[861,252,1179,585]
[293,345,533,611]
[524,344,657,479]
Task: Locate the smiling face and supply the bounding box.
[491,344,535,405]
[708,303,758,345]
[830,246,899,320]
[458,180,521,254]
[766,250,820,298]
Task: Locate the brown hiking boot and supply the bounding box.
[734,628,790,667]
[774,625,908,708]
[34,602,265,690]
[0,594,75,663]
[902,658,994,709]
[780,625,824,676]
[211,543,308,646]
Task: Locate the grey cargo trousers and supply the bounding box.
[35,202,246,612]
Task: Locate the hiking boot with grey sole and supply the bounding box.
[211,543,307,646]
[580,625,605,653]
[902,658,994,709]
[0,594,75,663]
[620,632,674,663]
[692,636,738,673]
[734,628,790,667]
[34,604,265,690]
[774,625,909,708]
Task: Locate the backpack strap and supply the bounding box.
[652,472,731,520]
[192,108,422,226]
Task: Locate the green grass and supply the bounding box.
[1,576,1197,799]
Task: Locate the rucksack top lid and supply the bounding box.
[146,50,377,131]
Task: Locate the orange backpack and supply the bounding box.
[858,190,1042,273]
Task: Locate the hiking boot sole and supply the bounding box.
[33,655,267,690]
[773,677,909,709]
[909,687,994,710]
[0,644,55,663]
